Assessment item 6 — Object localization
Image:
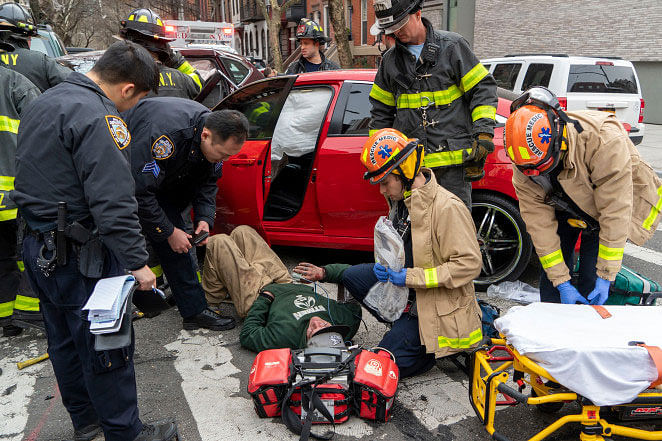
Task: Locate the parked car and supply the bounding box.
[212,71,532,286]
[57,46,263,107]
[30,25,67,58]
[482,54,645,145]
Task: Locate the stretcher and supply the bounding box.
[469,304,662,441]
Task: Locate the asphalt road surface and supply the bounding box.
[2,127,662,441]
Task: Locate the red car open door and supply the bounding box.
[211,76,296,235]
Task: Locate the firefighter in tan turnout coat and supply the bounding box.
[342,128,483,378]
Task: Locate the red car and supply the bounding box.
[212,70,532,286]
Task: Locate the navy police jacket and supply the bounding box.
[123,97,222,242]
[12,72,148,270]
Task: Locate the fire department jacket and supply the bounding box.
[369,18,497,170]
[512,110,662,286]
[0,67,39,221]
[284,51,339,74]
[123,97,219,243]
[146,58,202,100]
[0,46,71,92]
[12,72,148,270]
[401,169,483,357]
[240,264,362,352]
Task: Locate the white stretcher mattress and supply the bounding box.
[495,303,661,406]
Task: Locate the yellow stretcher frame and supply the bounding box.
[469,338,662,441]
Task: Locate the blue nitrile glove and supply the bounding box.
[388,268,407,287]
[373,263,389,282]
[587,277,611,305]
[557,281,588,305]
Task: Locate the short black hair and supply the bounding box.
[204,109,249,143]
[91,40,159,94]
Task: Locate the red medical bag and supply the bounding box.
[247,348,293,417]
[352,349,399,421]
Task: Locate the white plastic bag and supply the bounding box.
[486,280,540,304]
[364,217,409,322]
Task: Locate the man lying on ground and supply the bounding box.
[201,225,362,352]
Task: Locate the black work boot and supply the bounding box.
[133,421,178,441]
[182,307,235,331]
[12,310,45,331]
[2,324,23,337]
[69,422,102,441]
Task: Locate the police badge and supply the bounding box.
[151,135,174,160]
[105,115,131,150]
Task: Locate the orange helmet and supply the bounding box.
[361,128,424,188]
[505,86,584,175]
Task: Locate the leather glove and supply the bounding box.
[464,133,494,181]
[388,268,407,287]
[557,281,588,305]
[587,277,611,305]
[373,263,389,282]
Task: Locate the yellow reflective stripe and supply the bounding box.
[396,85,463,109]
[0,209,17,221]
[0,115,20,134]
[368,129,378,136]
[138,15,148,22]
[156,18,163,26]
[0,175,15,191]
[423,149,471,168]
[438,327,482,349]
[14,295,39,312]
[0,300,14,317]
[150,265,163,278]
[598,244,624,261]
[540,249,563,269]
[17,260,24,272]
[460,62,489,93]
[424,268,439,288]
[197,270,202,283]
[369,83,396,107]
[643,185,662,230]
[507,146,514,160]
[177,61,202,90]
[361,149,368,163]
[471,105,496,122]
[128,14,135,20]
[518,146,531,160]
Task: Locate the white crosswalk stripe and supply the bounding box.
[625,243,662,266]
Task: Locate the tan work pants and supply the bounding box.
[202,225,291,317]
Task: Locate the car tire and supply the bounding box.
[472,192,533,288]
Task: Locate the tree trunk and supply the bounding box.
[328,0,352,68]
[257,0,299,73]
[28,0,43,23]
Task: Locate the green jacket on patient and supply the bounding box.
[239,264,362,352]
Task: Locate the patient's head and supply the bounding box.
[306,316,331,340]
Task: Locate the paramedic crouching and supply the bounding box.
[342,129,484,378]
[504,87,662,305]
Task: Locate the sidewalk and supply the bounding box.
[637,123,662,171]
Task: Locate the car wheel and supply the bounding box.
[472,193,532,287]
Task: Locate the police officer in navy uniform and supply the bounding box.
[12,41,177,441]
[0,2,71,91]
[120,8,202,99]
[123,97,249,331]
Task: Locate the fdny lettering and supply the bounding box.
[0,53,19,66]
[159,72,176,87]
[292,305,326,320]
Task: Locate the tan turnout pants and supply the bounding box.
[202,225,292,317]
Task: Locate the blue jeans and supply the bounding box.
[342,263,436,378]
[539,211,600,303]
[23,235,142,441]
[141,199,207,318]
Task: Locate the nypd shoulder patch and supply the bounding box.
[105,115,131,150]
[151,135,175,160]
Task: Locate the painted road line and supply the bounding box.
[625,243,662,266]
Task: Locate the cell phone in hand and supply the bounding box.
[189,230,209,246]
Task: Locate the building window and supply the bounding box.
[361,0,367,45]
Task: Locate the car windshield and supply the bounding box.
[567,64,638,94]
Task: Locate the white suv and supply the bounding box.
[482,55,645,145]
